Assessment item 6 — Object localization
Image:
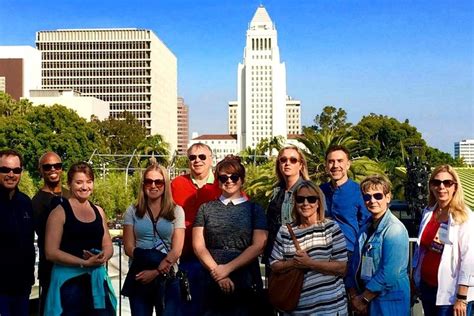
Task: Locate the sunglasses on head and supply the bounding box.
[42,162,63,171]
[0,166,22,174]
[295,195,319,204]
[279,156,299,164]
[218,174,240,183]
[362,193,384,202]
[188,154,207,161]
[143,178,165,188]
[429,179,456,188]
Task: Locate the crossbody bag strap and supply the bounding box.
[146,206,170,253]
[285,223,301,251]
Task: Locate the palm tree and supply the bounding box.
[136,134,170,166]
[257,136,285,158]
[243,161,277,209]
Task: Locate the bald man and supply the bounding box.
[32,152,70,315]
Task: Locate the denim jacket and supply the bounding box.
[348,209,410,315]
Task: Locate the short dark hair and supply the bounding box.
[325,145,351,160]
[0,149,23,167]
[215,155,245,183]
[67,162,95,184]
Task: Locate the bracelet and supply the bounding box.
[456,299,468,305]
[456,293,467,300]
[361,296,371,304]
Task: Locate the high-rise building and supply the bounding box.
[230,5,301,150]
[0,46,41,100]
[455,139,474,166]
[177,97,189,156]
[36,28,178,151]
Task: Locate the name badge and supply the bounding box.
[361,255,374,280]
[437,223,450,244]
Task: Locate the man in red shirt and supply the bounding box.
[171,143,220,315]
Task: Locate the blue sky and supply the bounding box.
[0,0,472,154]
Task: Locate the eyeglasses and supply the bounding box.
[0,166,22,174]
[188,154,207,161]
[143,178,166,188]
[279,157,299,164]
[218,174,240,183]
[362,193,385,202]
[429,179,456,188]
[295,195,319,204]
[42,163,63,171]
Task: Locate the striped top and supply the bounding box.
[270,219,348,315]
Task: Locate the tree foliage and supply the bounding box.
[95,111,147,154]
[310,105,352,133]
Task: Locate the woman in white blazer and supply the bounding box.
[413,165,473,316]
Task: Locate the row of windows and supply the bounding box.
[110,103,151,111]
[251,88,272,92]
[251,65,271,70]
[110,109,151,119]
[251,71,272,75]
[251,82,272,87]
[43,69,151,77]
[42,77,151,86]
[251,77,271,81]
[37,41,151,51]
[251,54,272,60]
[101,94,151,102]
[43,60,150,69]
[251,38,272,50]
[42,51,151,61]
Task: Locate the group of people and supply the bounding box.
[0,143,472,316]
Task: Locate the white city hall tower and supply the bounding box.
[232,5,300,151]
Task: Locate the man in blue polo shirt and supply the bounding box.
[320,145,369,269]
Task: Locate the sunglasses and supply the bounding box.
[42,162,63,171]
[279,157,299,164]
[362,193,385,202]
[295,195,319,204]
[188,154,207,161]
[429,179,456,188]
[0,166,22,174]
[143,178,166,188]
[218,174,240,183]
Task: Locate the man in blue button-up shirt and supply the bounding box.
[320,145,370,273]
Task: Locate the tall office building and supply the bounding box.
[0,46,41,100]
[36,28,178,151]
[177,97,189,156]
[455,139,474,166]
[231,5,301,150]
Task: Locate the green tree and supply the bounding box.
[310,105,352,133]
[256,136,285,157]
[92,172,136,219]
[136,134,170,166]
[243,161,277,209]
[97,112,147,154]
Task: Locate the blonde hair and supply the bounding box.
[291,180,326,225]
[275,145,310,185]
[136,163,175,221]
[428,165,467,224]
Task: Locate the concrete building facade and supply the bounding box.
[231,5,301,150]
[36,28,178,151]
[28,89,109,120]
[0,46,41,99]
[177,97,189,156]
[455,139,474,166]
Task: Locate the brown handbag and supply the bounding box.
[268,223,305,312]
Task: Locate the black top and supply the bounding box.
[60,199,104,259]
[32,188,70,286]
[0,188,35,295]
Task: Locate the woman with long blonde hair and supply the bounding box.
[413,165,474,315]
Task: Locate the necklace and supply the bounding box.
[436,206,449,222]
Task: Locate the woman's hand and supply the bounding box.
[157,258,172,275]
[351,295,368,315]
[453,300,467,316]
[82,250,107,267]
[135,269,159,284]
[294,250,312,268]
[217,277,235,294]
[211,264,231,282]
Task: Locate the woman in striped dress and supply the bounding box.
[270,180,348,315]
